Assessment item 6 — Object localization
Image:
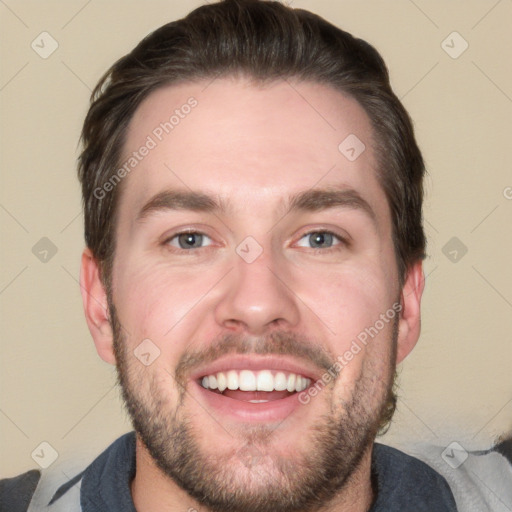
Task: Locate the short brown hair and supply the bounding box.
[78,0,426,289]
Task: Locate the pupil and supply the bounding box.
[311,232,331,248]
[179,233,201,248]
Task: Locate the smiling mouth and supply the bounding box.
[199,369,312,403]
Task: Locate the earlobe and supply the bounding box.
[396,261,425,364]
[80,248,116,365]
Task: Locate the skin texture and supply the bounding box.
[80,77,425,512]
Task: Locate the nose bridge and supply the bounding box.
[214,243,300,334]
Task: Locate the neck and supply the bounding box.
[130,436,200,512]
[131,435,375,512]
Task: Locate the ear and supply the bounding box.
[80,248,116,365]
[396,261,425,364]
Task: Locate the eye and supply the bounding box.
[296,230,345,250]
[165,231,213,250]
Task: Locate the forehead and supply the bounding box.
[118,77,388,223]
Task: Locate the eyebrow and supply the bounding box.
[137,190,222,221]
[288,187,376,223]
[136,186,376,225]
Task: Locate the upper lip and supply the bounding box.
[189,354,324,383]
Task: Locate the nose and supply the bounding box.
[214,248,301,336]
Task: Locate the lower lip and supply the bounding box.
[194,381,305,422]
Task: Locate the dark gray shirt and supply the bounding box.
[0,432,458,511]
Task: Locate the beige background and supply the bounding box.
[1,0,511,477]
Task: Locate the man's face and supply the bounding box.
[98,77,413,511]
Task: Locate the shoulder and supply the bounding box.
[0,442,106,512]
[372,443,458,512]
[0,433,135,512]
[0,464,85,512]
[402,439,512,512]
[0,469,41,512]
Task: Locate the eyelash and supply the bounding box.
[163,230,215,252]
[296,230,349,253]
[162,229,349,253]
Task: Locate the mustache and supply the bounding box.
[174,331,336,386]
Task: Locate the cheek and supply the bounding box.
[113,258,221,343]
[305,261,395,341]
[329,317,396,410]
[122,349,183,412]
[300,262,397,384]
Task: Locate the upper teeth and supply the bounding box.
[200,370,311,393]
